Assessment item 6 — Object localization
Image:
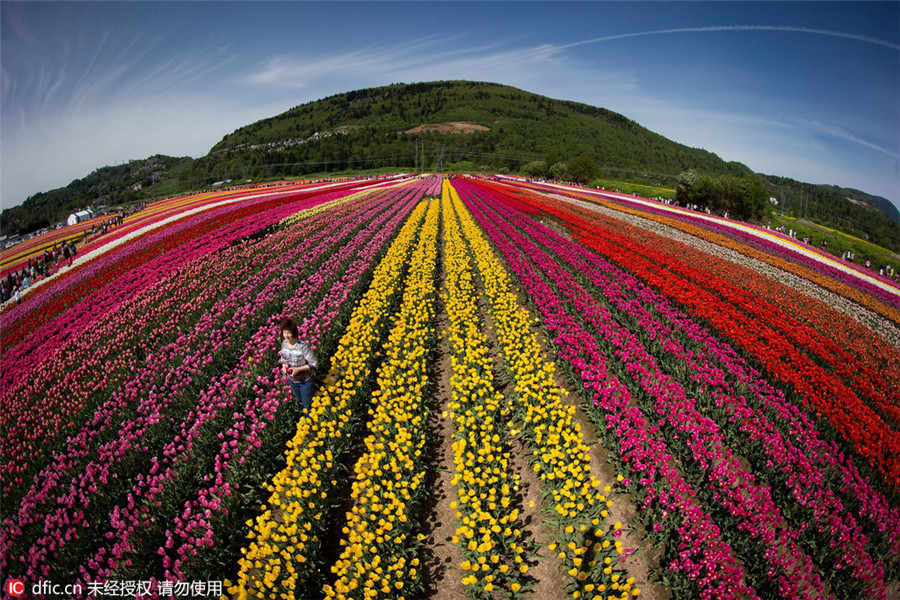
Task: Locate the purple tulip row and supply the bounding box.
[451,181,757,600]
[0,185,406,583]
[478,190,894,596]
[81,182,426,586]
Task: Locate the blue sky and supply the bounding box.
[2,1,898,211]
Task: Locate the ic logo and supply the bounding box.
[6,579,25,597]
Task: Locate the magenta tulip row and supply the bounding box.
[515,204,900,551]
[0,190,357,495]
[0,185,414,583]
[0,185,360,392]
[464,181,890,599]
[477,188,894,596]
[1,191,316,393]
[0,186,376,493]
[4,227,330,576]
[452,180,757,600]
[157,185,426,582]
[0,255,241,491]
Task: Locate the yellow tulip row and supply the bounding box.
[322,198,440,600]
[278,185,391,226]
[447,182,640,600]
[441,181,532,598]
[225,201,429,600]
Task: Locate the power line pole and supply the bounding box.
[436,145,446,173]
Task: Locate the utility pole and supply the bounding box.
[436,144,446,173]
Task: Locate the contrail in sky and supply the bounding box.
[560,25,900,52]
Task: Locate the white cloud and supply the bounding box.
[4,27,896,210]
[805,120,900,160]
[562,25,900,53]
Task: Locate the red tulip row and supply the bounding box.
[481,183,900,492]
[467,181,894,597]
[482,180,900,418]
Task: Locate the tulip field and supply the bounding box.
[1,174,899,600]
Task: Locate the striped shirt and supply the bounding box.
[279,339,317,371]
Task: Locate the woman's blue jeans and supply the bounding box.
[288,377,315,411]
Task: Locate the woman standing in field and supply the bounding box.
[278,317,317,411]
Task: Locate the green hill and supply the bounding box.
[1,155,193,237]
[3,80,898,251]
[190,80,751,182]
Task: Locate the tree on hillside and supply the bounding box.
[676,169,699,205]
[714,174,742,213]
[567,154,599,185]
[736,175,767,221]
[694,174,718,209]
[523,160,547,178]
[678,169,716,206]
[677,170,767,221]
[549,161,568,181]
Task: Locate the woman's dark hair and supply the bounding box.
[280,317,299,338]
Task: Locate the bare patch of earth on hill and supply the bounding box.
[402,122,490,135]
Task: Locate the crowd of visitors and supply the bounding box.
[0,239,79,304]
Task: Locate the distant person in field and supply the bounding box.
[278,317,317,412]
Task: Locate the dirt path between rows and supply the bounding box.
[421,303,469,600]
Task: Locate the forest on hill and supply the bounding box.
[195,81,750,183]
[2,81,897,251]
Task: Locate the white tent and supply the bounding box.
[67,210,94,226]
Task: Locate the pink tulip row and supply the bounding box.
[481,190,893,597]
[0,188,340,394]
[0,184,364,390]
[452,180,757,600]
[77,182,424,588]
[0,257,229,492]
[159,183,428,582]
[0,186,397,582]
[0,189,356,496]
[424,175,443,196]
[472,188,887,598]
[526,208,900,547]
[467,181,891,598]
